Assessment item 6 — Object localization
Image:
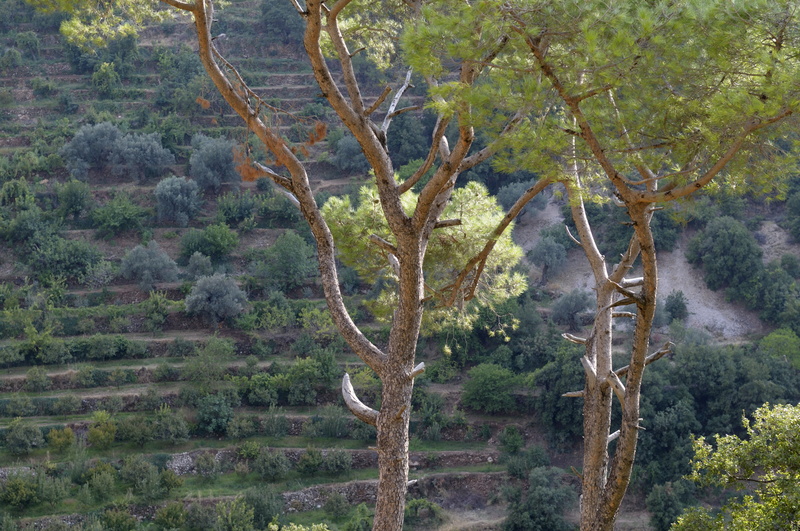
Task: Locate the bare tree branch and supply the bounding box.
[342,373,379,426]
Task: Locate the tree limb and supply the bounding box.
[342,373,378,426]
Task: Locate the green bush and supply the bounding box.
[91,194,147,237]
[462,363,519,414]
[109,132,175,182]
[180,223,239,262]
[4,418,44,455]
[196,394,233,435]
[56,179,92,220]
[253,447,291,481]
[551,289,592,331]
[248,230,318,291]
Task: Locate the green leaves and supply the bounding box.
[323,181,525,332]
[676,403,800,530]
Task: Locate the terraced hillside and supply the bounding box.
[2,1,800,531]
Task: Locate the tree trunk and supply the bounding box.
[580,287,615,531]
[374,372,414,529]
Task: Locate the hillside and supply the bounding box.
[1,1,800,531]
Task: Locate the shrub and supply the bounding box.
[109,132,175,182]
[4,418,44,455]
[47,427,75,453]
[664,290,689,322]
[185,274,248,324]
[324,491,351,520]
[253,448,291,481]
[189,133,240,191]
[331,134,369,173]
[249,230,318,291]
[217,191,261,226]
[26,235,102,282]
[186,251,214,279]
[154,502,188,531]
[25,366,50,392]
[196,394,233,435]
[92,62,121,97]
[404,499,446,528]
[91,194,148,237]
[87,410,117,450]
[195,452,219,480]
[59,122,122,179]
[0,471,39,508]
[180,223,239,262]
[56,179,92,220]
[296,447,323,476]
[528,236,567,284]
[686,216,763,301]
[120,240,178,291]
[462,363,519,414]
[215,497,255,531]
[153,405,190,444]
[323,448,353,476]
[243,485,284,529]
[154,175,202,226]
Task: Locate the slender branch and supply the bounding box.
[607,430,620,444]
[606,371,627,405]
[409,362,425,379]
[288,0,306,15]
[366,85,393,116]
[434,219,461,229]
[397,115,450,194]
[562,333,587,344]
[160,0,195,11]
[614,342,673,378]
[440,177,554,306]
[382,68,415,133]
[369,234,398,256]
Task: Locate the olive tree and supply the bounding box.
[42,1,800,530]
[185,274,247,324]
[120,240,179,291]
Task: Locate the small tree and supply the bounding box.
[180,223,239,262]
[87,410,116,450]
[59,122,121,179]
[196,394,233,435]
[250,230,318,291]
[91,61,120,97]
[462,364,519,414]
[4,418,44,456]
[528,236,567,285]
[120,240,179,291]
[215,497,255,531]
[186,251,214,279]
[154,175,202,227]
[189,133,240,192]
[253,447,291,482]
[56,179,92,220]
[110,132,175,182]
[664,290,689,323]
[551,290,593,332]
[185,274,248,324]
[47,426,76,453]
[91,194,147,237]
